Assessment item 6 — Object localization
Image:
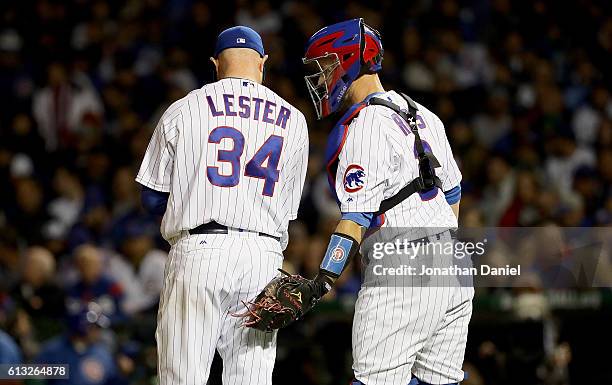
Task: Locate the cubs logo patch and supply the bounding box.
[343,164,365,193]
[331,246,346,262]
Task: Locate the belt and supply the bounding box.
[188,222,281,242]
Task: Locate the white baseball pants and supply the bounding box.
[156,230,283,385]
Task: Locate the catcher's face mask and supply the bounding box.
[302,53,346,119]
[302,19,384,120]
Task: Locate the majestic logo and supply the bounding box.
[331,246,346,262]
[343,164,366,193]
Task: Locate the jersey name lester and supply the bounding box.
[343,164,366,193]
[206,93,292,129]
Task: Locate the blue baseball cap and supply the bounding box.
[214,26,265,58]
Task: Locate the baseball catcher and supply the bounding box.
[238,18,472,385]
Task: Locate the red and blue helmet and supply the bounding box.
[303,18,383,119]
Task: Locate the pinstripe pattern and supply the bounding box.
[336,91,461,241]
[336,91,472,385]
[136,78,308,242]
[353,235,474,385]
[139,78,308,385]
[156,232,283,385]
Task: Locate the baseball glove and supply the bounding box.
[233,269,321,332]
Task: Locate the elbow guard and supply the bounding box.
[320,233,360,278]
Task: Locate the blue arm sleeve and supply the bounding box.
[141,186,169,215]
[444,185,461,205]
[341,212,374,228]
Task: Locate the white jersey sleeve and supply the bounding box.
[431,115,462,192]
[136,103,182,192]
[335,106,395,213]
[332,90,461,229]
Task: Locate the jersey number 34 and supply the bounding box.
[206,126,283,197]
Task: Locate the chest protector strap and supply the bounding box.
[368,93,443,217]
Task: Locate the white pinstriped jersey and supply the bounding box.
[136,78,308,241]
[335,91,461,231]
[336,92,470,385]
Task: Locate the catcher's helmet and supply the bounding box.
[303,18,383,119]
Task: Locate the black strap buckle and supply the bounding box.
[418,155,437,190]
[368,94,443,216]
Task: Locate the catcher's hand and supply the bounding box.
[233,269,328,332]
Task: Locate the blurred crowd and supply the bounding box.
[0,0,611,384]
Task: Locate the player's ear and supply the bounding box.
[260,55,269,72]
[260,55,268,83]
[210,57,219,71]
[210,56,219,81]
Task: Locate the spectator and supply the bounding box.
[35,305,117,385]
[67,198,111,251]
[46,167,85,241]
[481,155,515,225]
[110,166,139,219]
[499,171,542,226]
[3,114,47,166]
[545,132,596,198]
[11,247,64,342]
[236,0,282,34]
[66,245,124,324]
[109,225,166,315]
[32,62,103,151]
[8,178,49,244]
[472,89,512,149]
[0,329,21,364]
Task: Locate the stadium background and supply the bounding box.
[1,0,611,384]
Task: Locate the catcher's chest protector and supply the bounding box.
[324,94,442,225]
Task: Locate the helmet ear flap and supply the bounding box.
[360,21,383,73]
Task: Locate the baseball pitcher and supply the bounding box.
[241,19,473,385]
[136,26,308,385]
